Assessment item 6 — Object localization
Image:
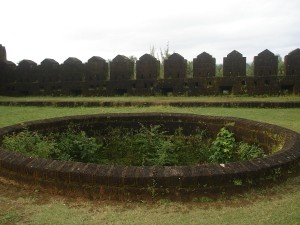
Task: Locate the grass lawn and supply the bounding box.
[1,106,300,133]
[1,95,300,103]
[0,105,300,224]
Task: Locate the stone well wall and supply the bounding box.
[0,113,300,200]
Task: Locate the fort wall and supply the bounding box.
[0,46,299,96]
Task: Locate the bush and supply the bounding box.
[2,126,101,163]
[54,125,101,163]
[172,127,211,165]
[96,125,179,166]
[2,129,55,159]
[238,142,265,160]
[98,125,210,166]
[1,125,266,166]
[132,124,178,166]
[209,127,237,163]
[95,126,137,165]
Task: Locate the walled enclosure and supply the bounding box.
[0,113,299,200]
[0,45,300,96]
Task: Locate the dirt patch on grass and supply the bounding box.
[1,174,299,224]
[0,174,299,208]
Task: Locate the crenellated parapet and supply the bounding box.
[110,55,134,80]
[136,54,160,80]
[285,49,300,76]
[254,49,278,76]
[0,44,6,62]
[0,44,300,96]
[193,52,216,77]
[223,50,246,77]
[164,53,187,79]
[86,56,108,81]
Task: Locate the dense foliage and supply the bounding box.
[2,125,265,165]
[209,127,266,163]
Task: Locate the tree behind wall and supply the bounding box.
[150,42,172,78]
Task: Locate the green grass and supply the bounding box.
[1,95,300,103]
[0,176,299,225]
[0,105,300,224]
[1,106,300,133]
[0,212,20,224]
[21,183,300,225]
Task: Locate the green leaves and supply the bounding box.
[238,142,265,161]
[2,129,55,159]
[209,127,237,163]
[2,125,265,166]
[54,126,100,163]
[209,127,265,163]
[2,126,101,163]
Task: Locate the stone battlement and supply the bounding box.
[0,45,299,96]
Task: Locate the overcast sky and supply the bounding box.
[1,0,300,64]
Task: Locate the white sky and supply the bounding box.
[1,0,300,64]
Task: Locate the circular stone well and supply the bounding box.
[0,113,299,200]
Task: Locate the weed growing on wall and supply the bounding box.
[2,125,265,165]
